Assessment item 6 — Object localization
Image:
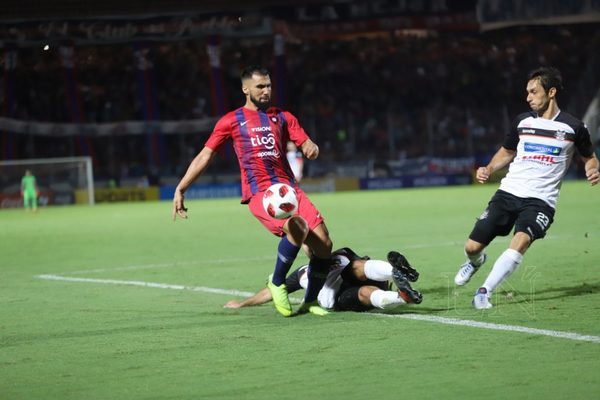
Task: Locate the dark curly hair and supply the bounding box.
[527,67,564,95]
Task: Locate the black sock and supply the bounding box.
[304,256,331,303]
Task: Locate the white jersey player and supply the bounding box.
[454,66,599,309]
[294,248,421,310]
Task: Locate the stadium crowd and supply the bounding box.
[2,24,600,182]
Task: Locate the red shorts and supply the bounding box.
[248,187,324,236]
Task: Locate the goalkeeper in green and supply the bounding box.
[21,170,38,211]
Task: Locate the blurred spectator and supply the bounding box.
[286,141,304,182]
[2,24,599,180]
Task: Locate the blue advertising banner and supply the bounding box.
[360,174,472,190]
[160,183,241,200]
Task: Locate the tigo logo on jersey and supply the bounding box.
[250,131,281,158]
[250,132,276,149]
[524,142,561,155]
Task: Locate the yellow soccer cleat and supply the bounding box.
[297,300,330,316]
[266,274,293,317]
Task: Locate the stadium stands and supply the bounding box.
[2,11,599,185]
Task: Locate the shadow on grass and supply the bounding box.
[392,281,600,315]
[496,281,600,305]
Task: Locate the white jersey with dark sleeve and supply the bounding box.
[296,252,352,309]
[498,110,594,208]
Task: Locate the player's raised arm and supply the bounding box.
[172,146,216,220]
[300,139,319,160]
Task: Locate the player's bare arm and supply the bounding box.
[477,147,516,183]
[172,146,216,220]
[582,155,600,186]
[300,139,319,160]
[224,287,273,308]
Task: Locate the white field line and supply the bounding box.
[36,274,600,344]
[37,274,256,297]
[36,274,303,304]
[67,256,276,275]
[371,313,600,344]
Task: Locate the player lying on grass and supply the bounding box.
[224,248,422,312]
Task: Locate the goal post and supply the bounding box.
[0,156,95,207]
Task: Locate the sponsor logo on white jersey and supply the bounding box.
[523,142,561,155]
[521,141,562,165]
[521,154,556,164]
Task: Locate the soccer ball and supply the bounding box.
[262,183,298,219]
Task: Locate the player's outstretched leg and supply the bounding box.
[266,274,293,317]
[387,251,419,282]
[391,269,423,304]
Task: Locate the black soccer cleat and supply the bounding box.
[387,251,420,282]
[392,268,423,304]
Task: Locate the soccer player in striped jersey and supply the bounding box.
[454,67,600,309]
[224,248,422,312]
[173,66,333,316]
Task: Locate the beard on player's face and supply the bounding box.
[250,94,271,110]
[530,96,550,115]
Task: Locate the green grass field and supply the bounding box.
[1,181,599,399]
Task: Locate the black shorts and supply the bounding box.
[469,190,555,245]
[334,267,388,312]
[285,265,307,294]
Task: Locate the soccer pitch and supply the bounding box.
[1,181,599,399]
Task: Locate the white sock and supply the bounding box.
[466,250,486,267]
[482,249,523,293]
[370,289,407,310]
[363,260,393,281]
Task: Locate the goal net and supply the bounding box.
[0,156,94,208]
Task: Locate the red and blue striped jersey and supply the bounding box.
[205,106,310,203]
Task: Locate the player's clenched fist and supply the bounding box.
[301,139,319,160]
[476,167,491,184]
